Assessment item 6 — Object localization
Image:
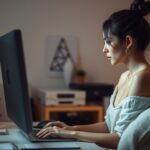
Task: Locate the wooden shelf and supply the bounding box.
[33,100,104,123]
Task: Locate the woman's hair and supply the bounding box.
[102,0,150,51]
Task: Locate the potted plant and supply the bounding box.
[74,69,86,84]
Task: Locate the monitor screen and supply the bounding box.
[0,30,33,134]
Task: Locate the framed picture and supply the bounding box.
[46,35,79,77]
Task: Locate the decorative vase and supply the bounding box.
[63,58,74,87]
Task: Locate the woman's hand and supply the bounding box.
[36,126,76,139]
[43,121,73,130]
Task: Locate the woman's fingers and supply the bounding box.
[43,122,53,128]
[42,131,57,138]
[36,126,59,138]
[53,126,60,134]
[36,128,48,138]
[44,121,67,128]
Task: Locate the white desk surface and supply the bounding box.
[0,122,104,150]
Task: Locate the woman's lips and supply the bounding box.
[107,56,111,60]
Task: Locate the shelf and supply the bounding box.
[33,100,104,124]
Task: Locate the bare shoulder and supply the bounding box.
[129,70,150,96]
[133,70,150,85]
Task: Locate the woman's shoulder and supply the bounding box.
[132,69,150,85]
[120,69,150,80]
[129,69,150,96]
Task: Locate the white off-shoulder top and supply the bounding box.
[105,88,150,137]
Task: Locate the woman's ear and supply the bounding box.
[125,35,133,50]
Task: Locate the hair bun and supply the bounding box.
[130,0,150,16]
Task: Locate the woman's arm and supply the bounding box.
[44,121,109,133]
[73,131,120,149]
[36,126,119,149]
[70,121,109,133]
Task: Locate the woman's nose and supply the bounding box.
[102,45,108,53]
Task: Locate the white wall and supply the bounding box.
[0,0,135,88]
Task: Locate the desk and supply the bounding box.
[33,101,104,122]
[0,122,104,150]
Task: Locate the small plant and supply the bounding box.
[76,69,86,76]
[74,69,86,84]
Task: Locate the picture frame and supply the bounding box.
[46,35,79,77]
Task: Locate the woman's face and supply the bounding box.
[102,33,127,65]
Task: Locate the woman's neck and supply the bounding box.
[125,52,149,74]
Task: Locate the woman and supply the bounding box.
[36,0,150,149]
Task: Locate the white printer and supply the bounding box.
[37,89,86,106]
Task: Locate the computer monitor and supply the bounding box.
[0,29,33,134]
[0,30,80,146]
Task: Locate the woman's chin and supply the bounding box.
[110,60,116,65]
